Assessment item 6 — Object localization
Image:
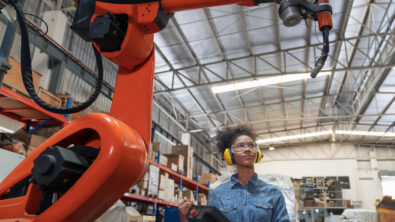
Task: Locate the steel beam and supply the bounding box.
[154,63,394,94]
[155,32,390,75]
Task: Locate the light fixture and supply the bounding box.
[269,146,275,151]
[336,130,395,137]
[256,130,333,144]
[211,72,331,94]
[189,129,202,133]
[154,130,176,146]
[256,129,395,144]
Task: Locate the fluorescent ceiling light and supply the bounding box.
[256,130,333,144]
[256,130,395,144]
[269,146,275,151]
[154,130,176,146]
[189,129,202,133]
[336,130,395,137]
[212,72,331,94]
[0,126,15,134]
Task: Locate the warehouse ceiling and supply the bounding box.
[152,0,395,147]
[44,1,395,146]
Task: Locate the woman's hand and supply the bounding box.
[178,199,194,222]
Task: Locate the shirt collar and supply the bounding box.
[230,173,259,188]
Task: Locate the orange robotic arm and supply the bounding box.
[0,0,332,221]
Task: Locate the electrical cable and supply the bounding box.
[310,26,329,78]
[23,13,48,36]
[6,0,103,114]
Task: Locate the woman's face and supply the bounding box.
[232,135,257,168]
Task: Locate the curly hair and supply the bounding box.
[214,125,257,154]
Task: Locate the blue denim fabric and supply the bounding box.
[209,173,290,222]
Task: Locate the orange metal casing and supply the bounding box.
[317,12,333,30]
[93,2,154,70]
[161,0,255,12]
[93,2,156,148]
[0,113,148,221]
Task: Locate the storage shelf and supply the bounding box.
[149,160,209,193]
[0,87,67,127]
[122,161,209,208]
[122,193,178,207]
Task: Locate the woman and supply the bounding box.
[179,126,290,222]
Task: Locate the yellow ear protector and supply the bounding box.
[223,147,263,165]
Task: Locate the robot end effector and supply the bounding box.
[256,0,333,78]
[278,0,333,78]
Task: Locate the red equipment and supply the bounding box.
[0,0,332,221]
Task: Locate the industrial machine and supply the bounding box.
[0,0,332,221]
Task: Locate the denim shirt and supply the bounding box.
[209,173,290,222]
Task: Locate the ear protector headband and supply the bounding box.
[223,147,263,165]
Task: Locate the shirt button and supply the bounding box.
[244,202,246,206]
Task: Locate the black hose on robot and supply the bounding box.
[6,0,103,114]
[310,26,330,78]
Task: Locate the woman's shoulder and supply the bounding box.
[210,180,233,194]
[257,179,283,194]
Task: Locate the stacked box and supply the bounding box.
[175,190,182,204]
[198,193,207,205]
[147,165,159,196]
[182,189,195,201]
[170,163,177,172]
[159,154,168,166]
[200,173,218,185]
[164,154,184,173]
[150,142,161,161]
[158,173,167,200]
[138,173,149,196]
[38,88,62,107]
[158,173,175,202]
[4,57,41,95]
[128,215,156,222]
[172,145,193,179]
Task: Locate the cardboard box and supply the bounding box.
[182,189,195,201]
[172,145,193,179]
[128,215,156,222]
[170,163,177,172]
[158,173,175,202]
[38,88,62,107]
[147,165,159,196]
[30,134,48,149]
[152,142,161,152]
[198,193,207,205]
[175,190,183,204]
[159,174,168,191]
[150,142,161,161]
[200,173,218,185]
[159,154,167,166]
[303,200,314,207]
[164,154,184,172]
[158,190,166,201]
[378,209,395,222]
[3,57,41,95]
